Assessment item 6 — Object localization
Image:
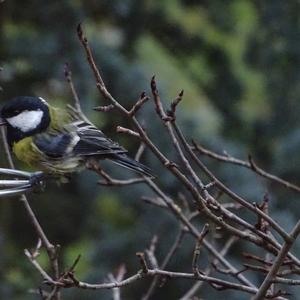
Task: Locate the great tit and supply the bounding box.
[0,96,152,177]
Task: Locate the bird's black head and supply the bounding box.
[0,96,51,146]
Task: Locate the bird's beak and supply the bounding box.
[0,118,7,126]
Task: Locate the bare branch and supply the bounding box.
[151,76,171,121]
[72,25,300,299]
[272,277,300,285]
[145,236,159,269]
[108,265,127,300]
[116,126,140,138]
[166,90,184,121]
[94,104,115,112]
[128,92,150,116]
[180,236,238,300]
[146,78,284,258]
[45,267,261,296]
[25,249,57,285]
[192,142,300,193]
[192,224,209,275]
[143,229,185,300]
[85,159,146,186]
[136,252,149,274]
[143,177,254,288]
[253,220,300,299]
[77,23,129,114]
[64,63,81,112]
[64,64,91,124]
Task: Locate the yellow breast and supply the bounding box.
[13,136,82,174]
[12,137,41,167]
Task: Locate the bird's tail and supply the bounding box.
[110,154,154,178]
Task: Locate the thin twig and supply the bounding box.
[135,143,146,161]
[144,177,254,288]
[180,236,238,300]
[192,142,300,193]
[46,267,261,295]
[128,92,149,116]
[142,229,185,300]
[108,264,126,300]
[145,236,159,269]
[116,126,140,138]
[176,126,291,244]
[272,277,300,285]
[86,159,146,186]
[25,249,57,285]
[166,90,184,121]
[149,78,290,258]
[253,220,300,300]
[192,224,209,275]
[136,252,149,274]
[64,63,91,124]
[94,104,115,112]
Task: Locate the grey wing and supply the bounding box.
[34,132,83,173]
[70,121,128,157]
[34,132,75,158]
[34,123,126,159]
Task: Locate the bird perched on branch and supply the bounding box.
[0,96,152,177]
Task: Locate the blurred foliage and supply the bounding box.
[0,0,300,299]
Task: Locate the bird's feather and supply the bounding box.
[34,133,73,158]
[110,154,154,177]
[73,122,127,156]
[34,119,127,159]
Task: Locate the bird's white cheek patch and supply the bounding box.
[7,110,44,132]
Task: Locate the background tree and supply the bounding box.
[0,1,300,299]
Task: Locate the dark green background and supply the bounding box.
[0,1,300,299]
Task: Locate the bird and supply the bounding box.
[0,96,153,178]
